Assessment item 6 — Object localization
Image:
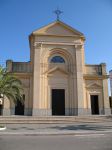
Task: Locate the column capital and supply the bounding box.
[75,45,83,50]
[34,42,42,49]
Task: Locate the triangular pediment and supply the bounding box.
[32,20,84,37]
[44,66,69,76]
[86,82,102,88]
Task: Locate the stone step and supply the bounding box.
[0,115,112,124]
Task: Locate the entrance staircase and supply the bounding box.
[0,116,112,124]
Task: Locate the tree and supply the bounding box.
[0,66,23,104]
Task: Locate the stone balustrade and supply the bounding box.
[6,60,31,73]
[12,62,31,73]
[85,63,107,75]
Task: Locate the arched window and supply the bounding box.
[50,56,65,63]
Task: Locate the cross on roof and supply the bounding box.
[54,8,63,21]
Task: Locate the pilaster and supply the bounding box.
[75,45,85,115]
[102,79,111,115]
[32,43,41,115]
[6,60,13,72]
[2,96,11,116]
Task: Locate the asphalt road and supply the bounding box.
[0,133,112,150]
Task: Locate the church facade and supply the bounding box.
[3,20,110,116]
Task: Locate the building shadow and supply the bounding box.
[49,124,112,131]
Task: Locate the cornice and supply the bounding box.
[83,74,109,79]
[9,72,32,77]
[34,41,83,47]
[33,33,84,38]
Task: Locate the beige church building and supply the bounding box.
[3,20,110,116]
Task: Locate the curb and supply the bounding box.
[0,130,112,136]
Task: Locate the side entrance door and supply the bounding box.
[0,104,3,115]
[91,95,99,115]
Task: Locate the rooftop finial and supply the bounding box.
[54,8,63,21]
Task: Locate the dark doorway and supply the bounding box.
[91,95,99,115]
[52,89,65,115]
[15,95,25,115]
[15,101,24,115]
[0,104,3,115]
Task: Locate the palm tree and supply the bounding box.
[0,66,23,104]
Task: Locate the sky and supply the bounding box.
[0,0,112,93]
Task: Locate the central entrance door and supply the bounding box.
[52,89,65,115]
[91,95,99,115]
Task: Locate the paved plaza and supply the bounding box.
[0,122,112,135]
